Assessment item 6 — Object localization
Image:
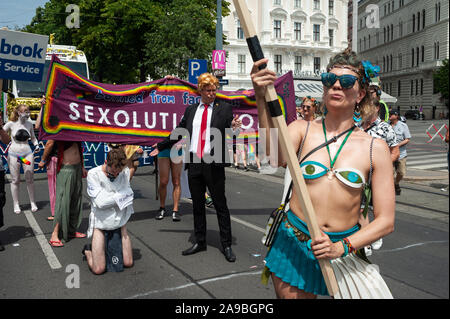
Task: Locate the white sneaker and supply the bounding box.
[14,204,21,214]
[155,208,165,220]
[371,238,383,250]
[364,246,372,256]
[31,203,38,213]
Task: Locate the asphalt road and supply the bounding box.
[0,163,448,300]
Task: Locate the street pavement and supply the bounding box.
[0,119,448,300]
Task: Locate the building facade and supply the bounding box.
[222,0,349,100]
[357,0,449,119]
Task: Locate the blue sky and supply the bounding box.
[0,0,49,29]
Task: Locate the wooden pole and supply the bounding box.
[232,0,339,296]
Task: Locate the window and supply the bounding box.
[399,53,402,69]
[421,46,425,62]
[411,49,415,67]
[410,80,414,95]
[412,14,415,32]
[329,0,334,15]
[416,47,419,65]
[314,0,320,10]
[420,79,424,95]
[417,12,421,31]
[422,9,426,29]
[274,54,282,73]
[383,56,386,71]
[329,29,334,46]
[391,24,394,40]
[238,54,246,73]
[437,2,441,22]
[434,41,440,60]
[274,20,282,38]
[399,21,403,37]
[237,20,244,39]
[314,57,321,74]
[295,56,302,73]
[390,54,393,71]
[398,80,401,96]
[294,0,301,8]
[384,27,386,43]
[274,0,281,5]
[387,25,390,41]
[294,22,302,41]
[436,41,440,59]
[415,79,418,95]
[313,24,320,41]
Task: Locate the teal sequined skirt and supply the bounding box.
[264,210,360,296]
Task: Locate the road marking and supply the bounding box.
[126,270,261,299]
[181,198,266,234]
[23,210,62,270]
[378,240,448,253]
[231,216,265,233]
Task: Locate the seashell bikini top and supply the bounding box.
[299,119,365,189]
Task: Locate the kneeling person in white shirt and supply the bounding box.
[83,148,134,274]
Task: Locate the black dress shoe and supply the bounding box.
[223,246,236,262]
[182,243,206,256]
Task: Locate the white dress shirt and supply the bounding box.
[189,102,213,155]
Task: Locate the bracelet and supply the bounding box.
[339,240,349,257]
[342,237,356,254]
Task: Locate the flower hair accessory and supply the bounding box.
[302,96,319,106]
[361,60,380,84]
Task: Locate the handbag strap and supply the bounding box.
[282,121,310,205]
[367,137,374,185]
[283,122,357,205]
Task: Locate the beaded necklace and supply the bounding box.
[322,118,356,180]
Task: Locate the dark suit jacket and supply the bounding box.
[157,99,235,167]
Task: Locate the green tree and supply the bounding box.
[22,0,230,84]
[433,59,449,106]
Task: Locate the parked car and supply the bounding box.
[404,110,423,120]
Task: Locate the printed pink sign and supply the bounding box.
[212,50,226,70]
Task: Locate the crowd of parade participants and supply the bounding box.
[0,49,410,298]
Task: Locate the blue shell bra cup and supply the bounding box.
[300,161,366,188]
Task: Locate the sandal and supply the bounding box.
[49,240,64,247]
[69,232,86,239]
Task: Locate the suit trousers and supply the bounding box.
[187,162,232,248]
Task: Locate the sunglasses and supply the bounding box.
[302,105,313,110]
[321,73,359,89]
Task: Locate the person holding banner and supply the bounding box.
[150,73,242,263]
[0,116,11,251]
[48,141,87,247]
[154,143,184,221]
[251,48,395,298]
[2,104,40,214]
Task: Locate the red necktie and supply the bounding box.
[196,104,209,159]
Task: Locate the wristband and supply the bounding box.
[339,239,349,257]
[342,237,355,254]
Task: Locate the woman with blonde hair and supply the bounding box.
[2,104,40,214]
[251,48,395,299]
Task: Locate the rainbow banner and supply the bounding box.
[39,55,297,146]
